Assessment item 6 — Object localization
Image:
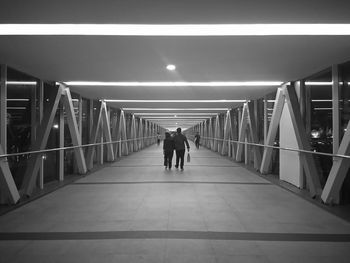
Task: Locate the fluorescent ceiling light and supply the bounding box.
[305,82,350,86]
[6,81,37,85]
[65,81,282,87]
[166,64,176,71]
[105,99,246,103]
[6,99,30,101]
[123,108,230,111]
[7,107,26,110]
[305,82,333,86]
[2,24,350,36]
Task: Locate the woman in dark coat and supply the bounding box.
[163,132,175,169]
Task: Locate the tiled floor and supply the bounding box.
[1,142,350,262]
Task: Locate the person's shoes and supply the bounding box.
[181,167,184,171]
[168,167,171,170]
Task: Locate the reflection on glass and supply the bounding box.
[264,92,279,175]
[43,83,59,183]
[6,67,36,187]
[305,68,332,186]
[340,61,350,203]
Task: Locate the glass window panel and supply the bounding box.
[6,67,37,187]
[305,68,332,185]
[340,61,350,203]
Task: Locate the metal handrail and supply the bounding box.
[0,136,157,159]
[2,134,348,160]
[195,136,350,160]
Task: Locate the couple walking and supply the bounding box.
[163,128,190,170]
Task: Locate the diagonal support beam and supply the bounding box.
[236,103,249,162]
[118,110,129,155]
[86,101,103,170]
[62,88,87,174]
[110,110,119,156]
[213,115,220,152]
[21,85,64,196]
[284,85,322,197]
[131,115,138,152]
[321,119,350,204]
[0,145,20,204]
[101,102,114,161]
[260,88,285,174]
[208,118,214,149]
[138,118,143,149]
[221,110,232,155]
[247,101,262,169]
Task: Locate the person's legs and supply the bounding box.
[168,151,174,169]
[179,149,185,169]
[164,154,168,168]
[175,150,180,168]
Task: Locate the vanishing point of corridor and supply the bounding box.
[1,141,350,263]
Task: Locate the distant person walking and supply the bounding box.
[163,132,175,169]
[157,132,161,146]
[194,132,200,149]
[173,127,190,171]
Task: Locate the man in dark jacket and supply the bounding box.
[173,127,190,170]
[163,132,175,169]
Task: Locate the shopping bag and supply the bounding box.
[187,153,191,163]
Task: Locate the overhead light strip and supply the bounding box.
[6,99,30,101]
[6,81,37,85]
[1,24,350,36]
[105,99,246,103]
[64,81,282,87]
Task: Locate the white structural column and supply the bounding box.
[138,118,144,149]
[118,110,129,156]
[101,102,114,162]
[321,118,350,204]
[62,88,87,174]
[260,88,285,174]
[203,121,208,148]
[260,85,321,197]
[0,145,20,204]
[131,115,138,152]
[284,85,322,197]
[143,120,148,147]
[86,101,103,169]
[110,110,119,157]
[213,114,220,152]
[86,100,115,167]
[247,101,262,169]
[58,99,64,182]
[236,103,249,162]
[200,122,204,147]
[208,118,214,149]
[221,110,232,156]
[21,85,64,196]
[126,115,132,153]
